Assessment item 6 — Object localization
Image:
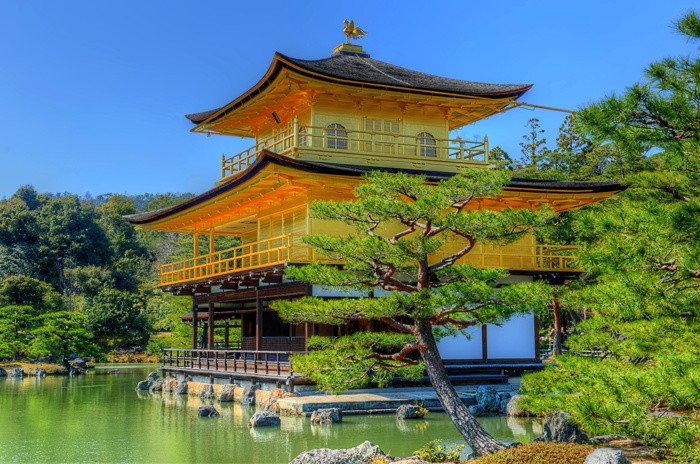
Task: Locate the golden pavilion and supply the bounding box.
[126,37,622,387]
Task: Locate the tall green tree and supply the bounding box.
[28,310,99,363]
[273,170,552,456]
[520,11,700,461]
[517,118,549,175]
[85,288,150,347]
[35,195,111,290]
[0,276,64,360]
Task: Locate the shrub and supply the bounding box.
[413,439,465,462]
[466,442,594,464]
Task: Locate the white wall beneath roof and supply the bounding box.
[487,313,536,359]
[436,325,483,360]
[436,313,537,361]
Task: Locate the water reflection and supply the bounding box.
[0,369,542,463]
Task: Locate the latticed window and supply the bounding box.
[326,123,348,150]
[417,132,437,157]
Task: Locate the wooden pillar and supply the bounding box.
[193,233,199,257]
[304,322,309,351]
[209,230,215,254]
[255,292,263,351]
[192,304,199,350]
[224,320,230,349]
[481,325,488,360]
[208,303,215,350]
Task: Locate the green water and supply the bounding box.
[0,367,541,463]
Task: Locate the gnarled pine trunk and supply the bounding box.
[416,321,506,456]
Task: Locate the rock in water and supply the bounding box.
[162,378,179,392]
[259,387,292,411]
[505,394,530,417]
[583,448,630,464]
[69,365,85,376]
[475,386,501,412]
[71,358,89,370]
[30,368,47,377]
[241,384,258,405]
[290,441,387,464]
[198,405,220,417]
[199,384,214,400]
[396,404,425,420]
[135,380,152,391]
[9,368,24,377]
[146,371,160,382]
[218,384,235,402]
[149,378,166,392]
[311,408,343,424]
[537,411,588,443]
[174,380,188,395]
[0,368,7,377]
[248,411,280,428]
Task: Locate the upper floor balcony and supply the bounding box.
[159,234,582,288]
[219,120,491,182]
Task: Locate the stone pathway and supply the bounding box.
[279,383,519,416]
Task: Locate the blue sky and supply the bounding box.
[1,1,697,199]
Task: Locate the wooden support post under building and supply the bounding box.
[208,303,215,350]
[224,320,230,349]
[255,292,263,351]
[192,305,199,350]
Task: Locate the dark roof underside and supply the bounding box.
[185,52,532,124]
[125,150,624,225]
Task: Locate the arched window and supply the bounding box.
[326,123,348,150]
[417,132,437,158]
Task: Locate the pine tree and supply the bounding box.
[273,169,552,456]
[520,11,700,461]
[518,118,549,173]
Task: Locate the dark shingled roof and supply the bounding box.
[185,52,532,124]
[282,53,532,98]
[125,151,625,225]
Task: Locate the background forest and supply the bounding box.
[0,191,197,360]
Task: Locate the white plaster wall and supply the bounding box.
[436,325,483,360]
[486,313,536,359]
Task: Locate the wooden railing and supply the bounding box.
[160,238,581,286]
[160,234,313,285]
[241,337,306,351]
[220,120,490,179]
[536,245,580,270]
[221,129,295,178]
[162,348,297,378]
[433,244,581,273]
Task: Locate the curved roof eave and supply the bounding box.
[125,150,626,226]
[185,52,533,128]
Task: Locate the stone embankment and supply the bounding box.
[0,359,92,377]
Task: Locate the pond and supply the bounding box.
[0,366,541,463]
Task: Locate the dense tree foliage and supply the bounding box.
[0,189,195,359]
[273,169,553,455]
[519,11,700,462]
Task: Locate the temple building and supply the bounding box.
[126,39,622,388]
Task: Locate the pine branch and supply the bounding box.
[380,317,415,334]
[365,342,420,362]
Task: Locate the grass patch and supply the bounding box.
[0,362,68,375]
